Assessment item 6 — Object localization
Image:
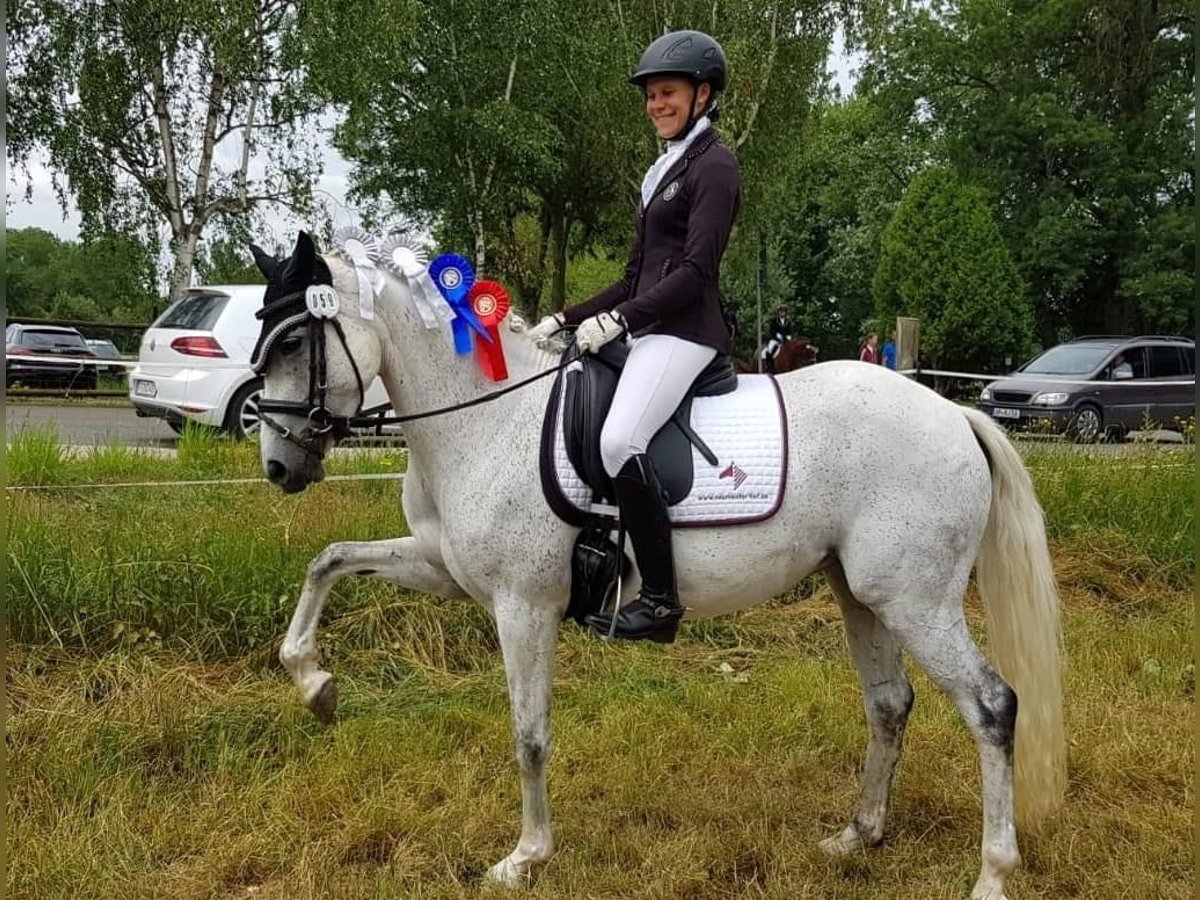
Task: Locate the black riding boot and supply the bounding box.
[585,454,684,643]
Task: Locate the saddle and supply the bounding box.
[553,341,738,507]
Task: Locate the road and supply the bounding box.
[6,403,179,447]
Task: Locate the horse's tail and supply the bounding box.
[963,408,1066,830]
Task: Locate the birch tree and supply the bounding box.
[7,0,324,300]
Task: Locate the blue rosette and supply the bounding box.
[429,253,489,353]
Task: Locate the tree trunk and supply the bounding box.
[168,229,201,303]
[471,209,486,272]
[549,207,571,312]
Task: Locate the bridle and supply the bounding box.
[252,281,574,459]
[252,287,367,458]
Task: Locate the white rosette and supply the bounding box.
[376,232,451,330]
[333,225,382,320]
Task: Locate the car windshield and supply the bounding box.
[16,329,89,350]
[1019,344,1115,375]
[156,293,229,330]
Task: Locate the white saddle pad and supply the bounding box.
[548,374,787,527]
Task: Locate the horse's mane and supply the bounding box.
[324,251,564,376]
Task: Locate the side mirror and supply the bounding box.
[1112,367,1133,381]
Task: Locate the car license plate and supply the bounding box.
[134,379,157,398]
[992,407,1020,419]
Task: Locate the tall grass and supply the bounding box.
[5,430,1194,899]
[1023,444,1193,586]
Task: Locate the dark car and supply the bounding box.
[978,335,1195,442]
[6,323,99,390]
[85,338,127,378]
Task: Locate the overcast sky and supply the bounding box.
[5,37,861,244]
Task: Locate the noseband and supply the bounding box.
[252,286,367,458]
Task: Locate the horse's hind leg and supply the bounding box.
[866,595,1020,900]
[820,561,914,856]
[485,592,561,886]
[279,537,465,723]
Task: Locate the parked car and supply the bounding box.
[129,285,396,438]
[6,323,99,390]
[85,338,127,379]
[978,335,1195,442]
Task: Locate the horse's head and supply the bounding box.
[250,232,385,493]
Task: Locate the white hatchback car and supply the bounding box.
[129,285,394,438]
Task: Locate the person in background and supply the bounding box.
[760,305,791,364]
[881,329,897,370]
[859,332,880,364]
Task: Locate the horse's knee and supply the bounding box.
[865,678,914,742]
[974,668,1017,757]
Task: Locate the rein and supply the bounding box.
[347,358,572,429]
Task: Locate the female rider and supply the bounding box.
[530,30,741,643]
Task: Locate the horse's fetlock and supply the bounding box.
[975,673,1017,754]
[517,735,550,771]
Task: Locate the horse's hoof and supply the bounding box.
[307,677,338,725]
[485,856,530,888]
[819,828,865,857]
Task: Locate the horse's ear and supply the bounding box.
[281,231,317,285]
[250,243,278,280]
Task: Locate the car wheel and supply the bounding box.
[167,419,187,436]
[1070,404,1103,443]
[224,379,264,440]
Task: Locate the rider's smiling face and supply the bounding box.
[644,76,710,139]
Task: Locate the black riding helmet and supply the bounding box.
[629,30,727,139]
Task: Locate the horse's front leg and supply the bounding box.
[279,537,466,723]
[485,592,561,886]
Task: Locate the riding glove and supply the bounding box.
[575,311,627,354]
[528,313,565,344]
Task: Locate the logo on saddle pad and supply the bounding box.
[719,461,748,489]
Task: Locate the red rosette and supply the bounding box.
[467,280,511,381]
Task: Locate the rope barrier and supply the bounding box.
[5,472,406,493]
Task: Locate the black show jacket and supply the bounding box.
[561,128,740,354]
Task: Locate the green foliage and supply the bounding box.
[766,97,926,358]
[301,0,835,318]
[7,0,324,298]
[861,0,1195,340]
[193,234,267,286]
[874,167,1035,371]
[5,227,160,322]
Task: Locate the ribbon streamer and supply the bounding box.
[429,254,490,354]
[376,233,446,329]
[333,226,381,320]
[467,280,511,381]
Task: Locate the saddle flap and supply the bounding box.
[558,343,695,505]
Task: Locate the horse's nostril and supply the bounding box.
[266,460,288,482]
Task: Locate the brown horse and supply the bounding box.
[734,337,820,374]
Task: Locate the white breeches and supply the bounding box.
[599,333,718,478]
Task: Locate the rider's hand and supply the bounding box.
[575,311,627,354]
[528,313,565,343]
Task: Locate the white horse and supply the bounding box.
[252,235,1064,899]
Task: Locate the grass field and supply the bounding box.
[6,428,1194,899]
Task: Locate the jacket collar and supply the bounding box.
[640,128,720,215]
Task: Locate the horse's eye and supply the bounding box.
[279,335,303,356]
